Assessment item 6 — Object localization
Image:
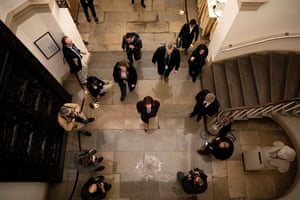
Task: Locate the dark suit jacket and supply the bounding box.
[136,100,160,123]
[188,44,208,74]
[152,46,181,75]
[121,32,142,52]
[195,89,220,116]
[178,23,199,49]
[86,76,105,97]
[113,62,137,85]
[62,44,82,73]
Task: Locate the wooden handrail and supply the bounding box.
[221,34,300,52]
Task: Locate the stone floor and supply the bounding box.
[47,0,296,199]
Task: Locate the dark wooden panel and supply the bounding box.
[0,20,71,182]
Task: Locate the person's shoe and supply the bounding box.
[86,117,95,123]
[120,96,125,101]
[131,0,134,3]
[97,157,104,163]
[192,76,196,83]
[100,92,106,96]
[84,131,92,136]
[196,115,202,122]
[189,113,196,118]
[87,18,91,22]
[106,184,112,192]
[144,123,148,132]
[141,3,146,8]
[94,166,105,171]
[94,17,99,23]
[197,149,209,155]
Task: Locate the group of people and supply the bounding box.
[59,16,236,198]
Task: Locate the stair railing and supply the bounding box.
[207,98,300,134]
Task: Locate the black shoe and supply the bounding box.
[189,113,196,118]
[107,184,112,191]
[97,157,104,163]
[84,131,92,136]
[100,92,106,96]
[192,76,196,82]
[86,117,95,123]
[87,18,91,22]
[197,149,209,155]
[94,166,105,171]
[141,3,146,8]
[196,116,202,122]
[94,17,99,22]
[120,96,125,101]
[131,0,134,3]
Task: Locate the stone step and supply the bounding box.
[251,53,271,104]
[284,53,300,99]
[237,56,259,106]
[270,52,288,102]
[225,59,244,107]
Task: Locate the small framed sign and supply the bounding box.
[34,32,60,59]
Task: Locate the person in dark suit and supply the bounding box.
[136,96,160,132]
[113,60,137,101]
[81,176,112,200]
[197,135,234,160]
[188,44,208,82]
[122,32,143,64]
[152,43,181,82]
[61,36,87,85]
[80,0,99,22]
[178,19,200,54]
[177,168,208,194]
[189,89,220,121]
[131,0,146,8]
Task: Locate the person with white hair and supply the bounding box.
[189,89,220,121]
[152,42,181,82]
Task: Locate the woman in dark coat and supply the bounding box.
[136,96,160,132]
[188,44,208,82]
[178,19,200,54]
[113,60,137,101]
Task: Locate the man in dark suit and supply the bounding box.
[122,32,143,64]
[178,19,200,54]
[61,36,87,85]
[80,0,99,22]
[113,60,137,101]
[189,89,220,121]
[152,43,181,82]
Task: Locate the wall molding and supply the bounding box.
[5,1,51,33]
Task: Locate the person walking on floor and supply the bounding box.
[189,89,220,122]
[122,32,143,64]
[188,44,208,82]
[136,96,160,132]
[178,19,200,55]
[80,0,99,23]
[152,42,181,82]
[113,60,137,101]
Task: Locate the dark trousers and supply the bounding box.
[126,49,141,63]
[191,102,205,119]
[81,0,97,20]
[118,81,135,98]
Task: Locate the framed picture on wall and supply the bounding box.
[34,32,60,59]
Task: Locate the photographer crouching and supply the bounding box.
[177,168,208,194]
[81,176,112,200]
